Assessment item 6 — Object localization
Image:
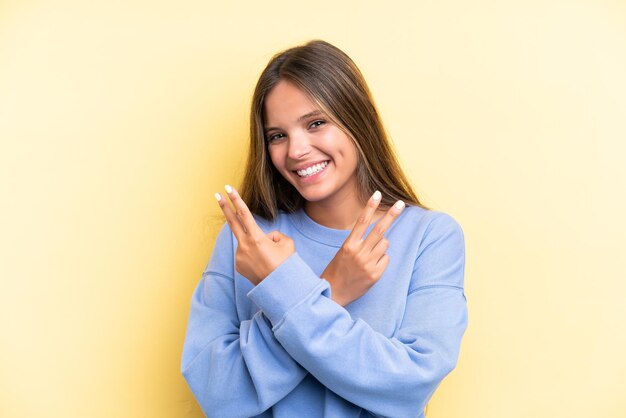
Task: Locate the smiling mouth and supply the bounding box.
[294,161,330,178]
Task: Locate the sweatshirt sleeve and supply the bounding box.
[246,213,468,418]
[181,223,308,418]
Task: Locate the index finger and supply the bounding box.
[215,191,246,239]
[362,200,405,249]
[224,185,264,238]
[347,191,382,242]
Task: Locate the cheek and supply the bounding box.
[348,144,359,164]
[336,137,358,164]
[267,146,288,175]
[344,145,360,177]
[267,147,280,167]
[316,132,341,157]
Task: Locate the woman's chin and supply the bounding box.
[297,189,329,204]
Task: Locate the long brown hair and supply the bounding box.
[240,40,425,221]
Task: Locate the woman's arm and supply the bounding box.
[247,213,468,418]
[181,224,308,418]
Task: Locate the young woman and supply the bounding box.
[181,40,468,418]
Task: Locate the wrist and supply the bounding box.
[254,251,294,285]
[331,293,348,307]
[323,274,347,306]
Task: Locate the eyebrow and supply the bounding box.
[264,110,323,133]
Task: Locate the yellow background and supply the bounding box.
[2,0,625,417]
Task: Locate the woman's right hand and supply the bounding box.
[321,192,406,306]
[216,185,295,286]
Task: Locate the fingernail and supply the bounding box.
[214,192,221,201]
[395,200,405,209]
[225,185,233,194]
[372,190,381,201]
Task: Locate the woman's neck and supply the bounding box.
[304,194,384,230]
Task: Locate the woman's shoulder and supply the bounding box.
[389,205,465,255]
[398,205,463,234]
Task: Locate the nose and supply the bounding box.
[287,131,311,160]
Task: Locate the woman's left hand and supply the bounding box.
[216,185,295,285]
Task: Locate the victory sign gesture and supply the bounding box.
[322,191,406,307]
[216,185,295,285]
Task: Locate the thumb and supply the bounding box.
[268,230,286,242]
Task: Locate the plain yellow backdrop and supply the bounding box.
[1,0,625,417]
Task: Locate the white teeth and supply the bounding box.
[296,161,329,177]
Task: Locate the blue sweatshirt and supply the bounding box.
[181,205,468,418]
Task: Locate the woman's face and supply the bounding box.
[264,80,359,207]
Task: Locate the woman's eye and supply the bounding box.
[267,133,285,142]
[309,120,325,129]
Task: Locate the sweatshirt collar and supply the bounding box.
[289,207,377,248]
